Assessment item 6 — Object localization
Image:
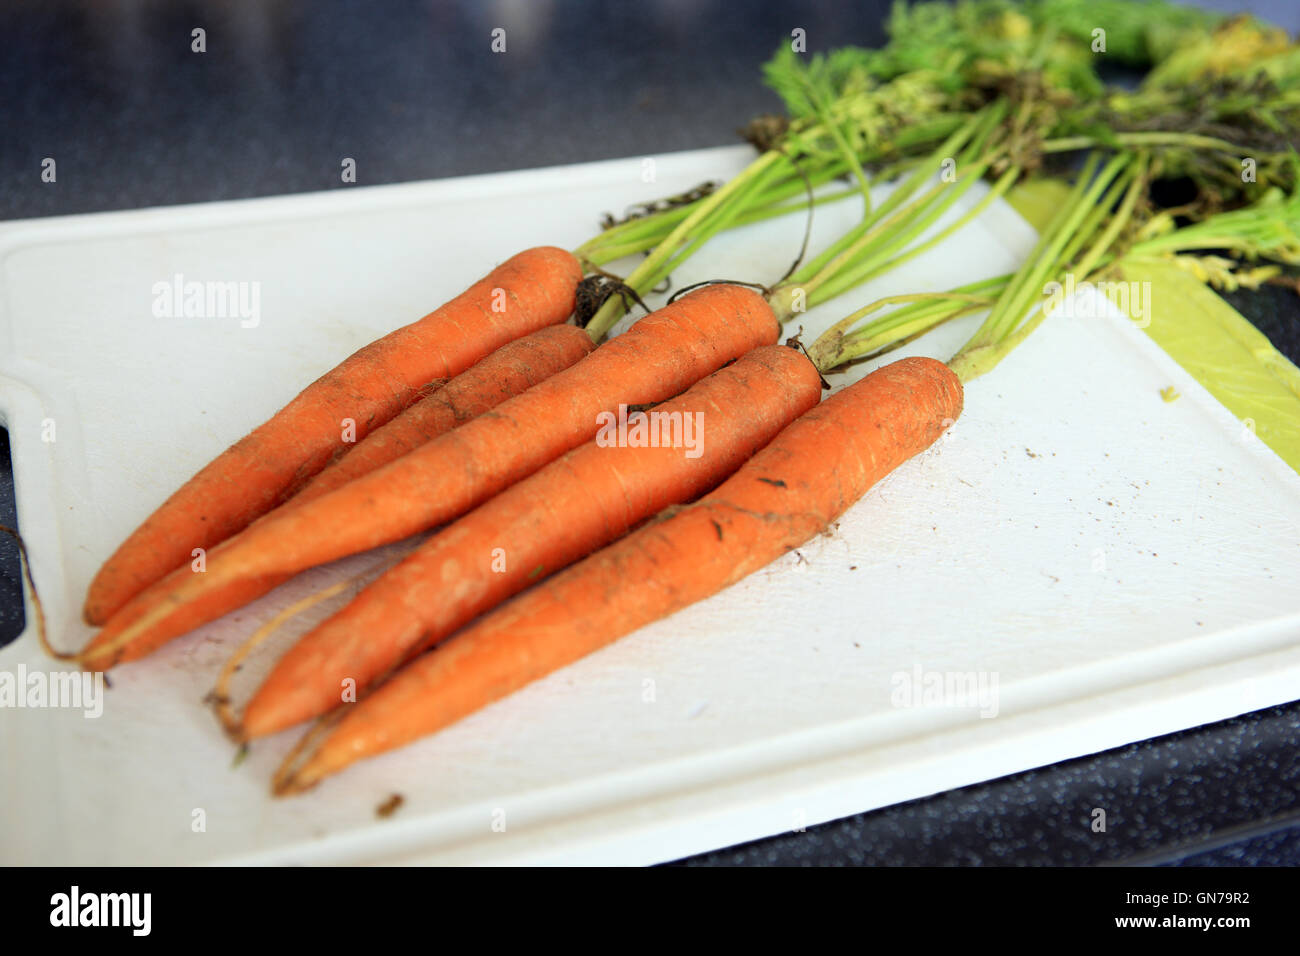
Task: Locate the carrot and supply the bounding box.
[272,356,962,793]
[82,246,582,625]
[79,283,780,669]
[278,324,595,507]
[238,344,822,739]
[81,324,595,665]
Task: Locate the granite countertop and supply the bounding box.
[1,0,1296,866]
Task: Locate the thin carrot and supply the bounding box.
[278,324,595,506]
[273,356,962,793]
[79,283,780,669]
[82,246,582,625]
[82,324,594,665]
[238,344,823,739]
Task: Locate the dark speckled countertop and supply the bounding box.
[2,0,1297,866]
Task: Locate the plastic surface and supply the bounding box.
[2,146,1298,865]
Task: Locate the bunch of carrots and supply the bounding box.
[26,0,1298,794]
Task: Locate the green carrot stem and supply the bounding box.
[582,149,784,338]
[985,152,1132,344]
[991,156,1151,363]
[808,153,1009,307]
[652,153,798,292]
[863,164,1021,279]
[956,152,1103,357]
[843,302,990,363]
[1070,153,1150,279]
[808,275,1009,370]
[776,109,1004,314]
[785,108,993,288]
[807,87,875,216]
[948,151,1141,382]
[577,156,859,265]
[1041,132,1252,155]
[1051,166,1139,272]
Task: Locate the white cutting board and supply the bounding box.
[2,146,1298,866]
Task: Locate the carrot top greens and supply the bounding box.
[575,0,1298,364]
[806,162,1300,381]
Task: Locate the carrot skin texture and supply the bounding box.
[279,356,962,792]
[80,284,780,669]
[83,246,582,625]
[82,324,595,666]
[241,344,822,738]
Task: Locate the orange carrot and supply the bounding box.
[82,324,595,665]
[83,246,582,625]
[281,323,595,507]
[79,284,780,669]
[239,344,822,739]
[273,356,962,793]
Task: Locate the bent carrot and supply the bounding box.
[239,344,822,739]
[83,324,595,664]
[83,246,582,625]
[80,283,780,668]
[273,356,962,793]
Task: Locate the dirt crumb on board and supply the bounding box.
[376,793,405,819]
